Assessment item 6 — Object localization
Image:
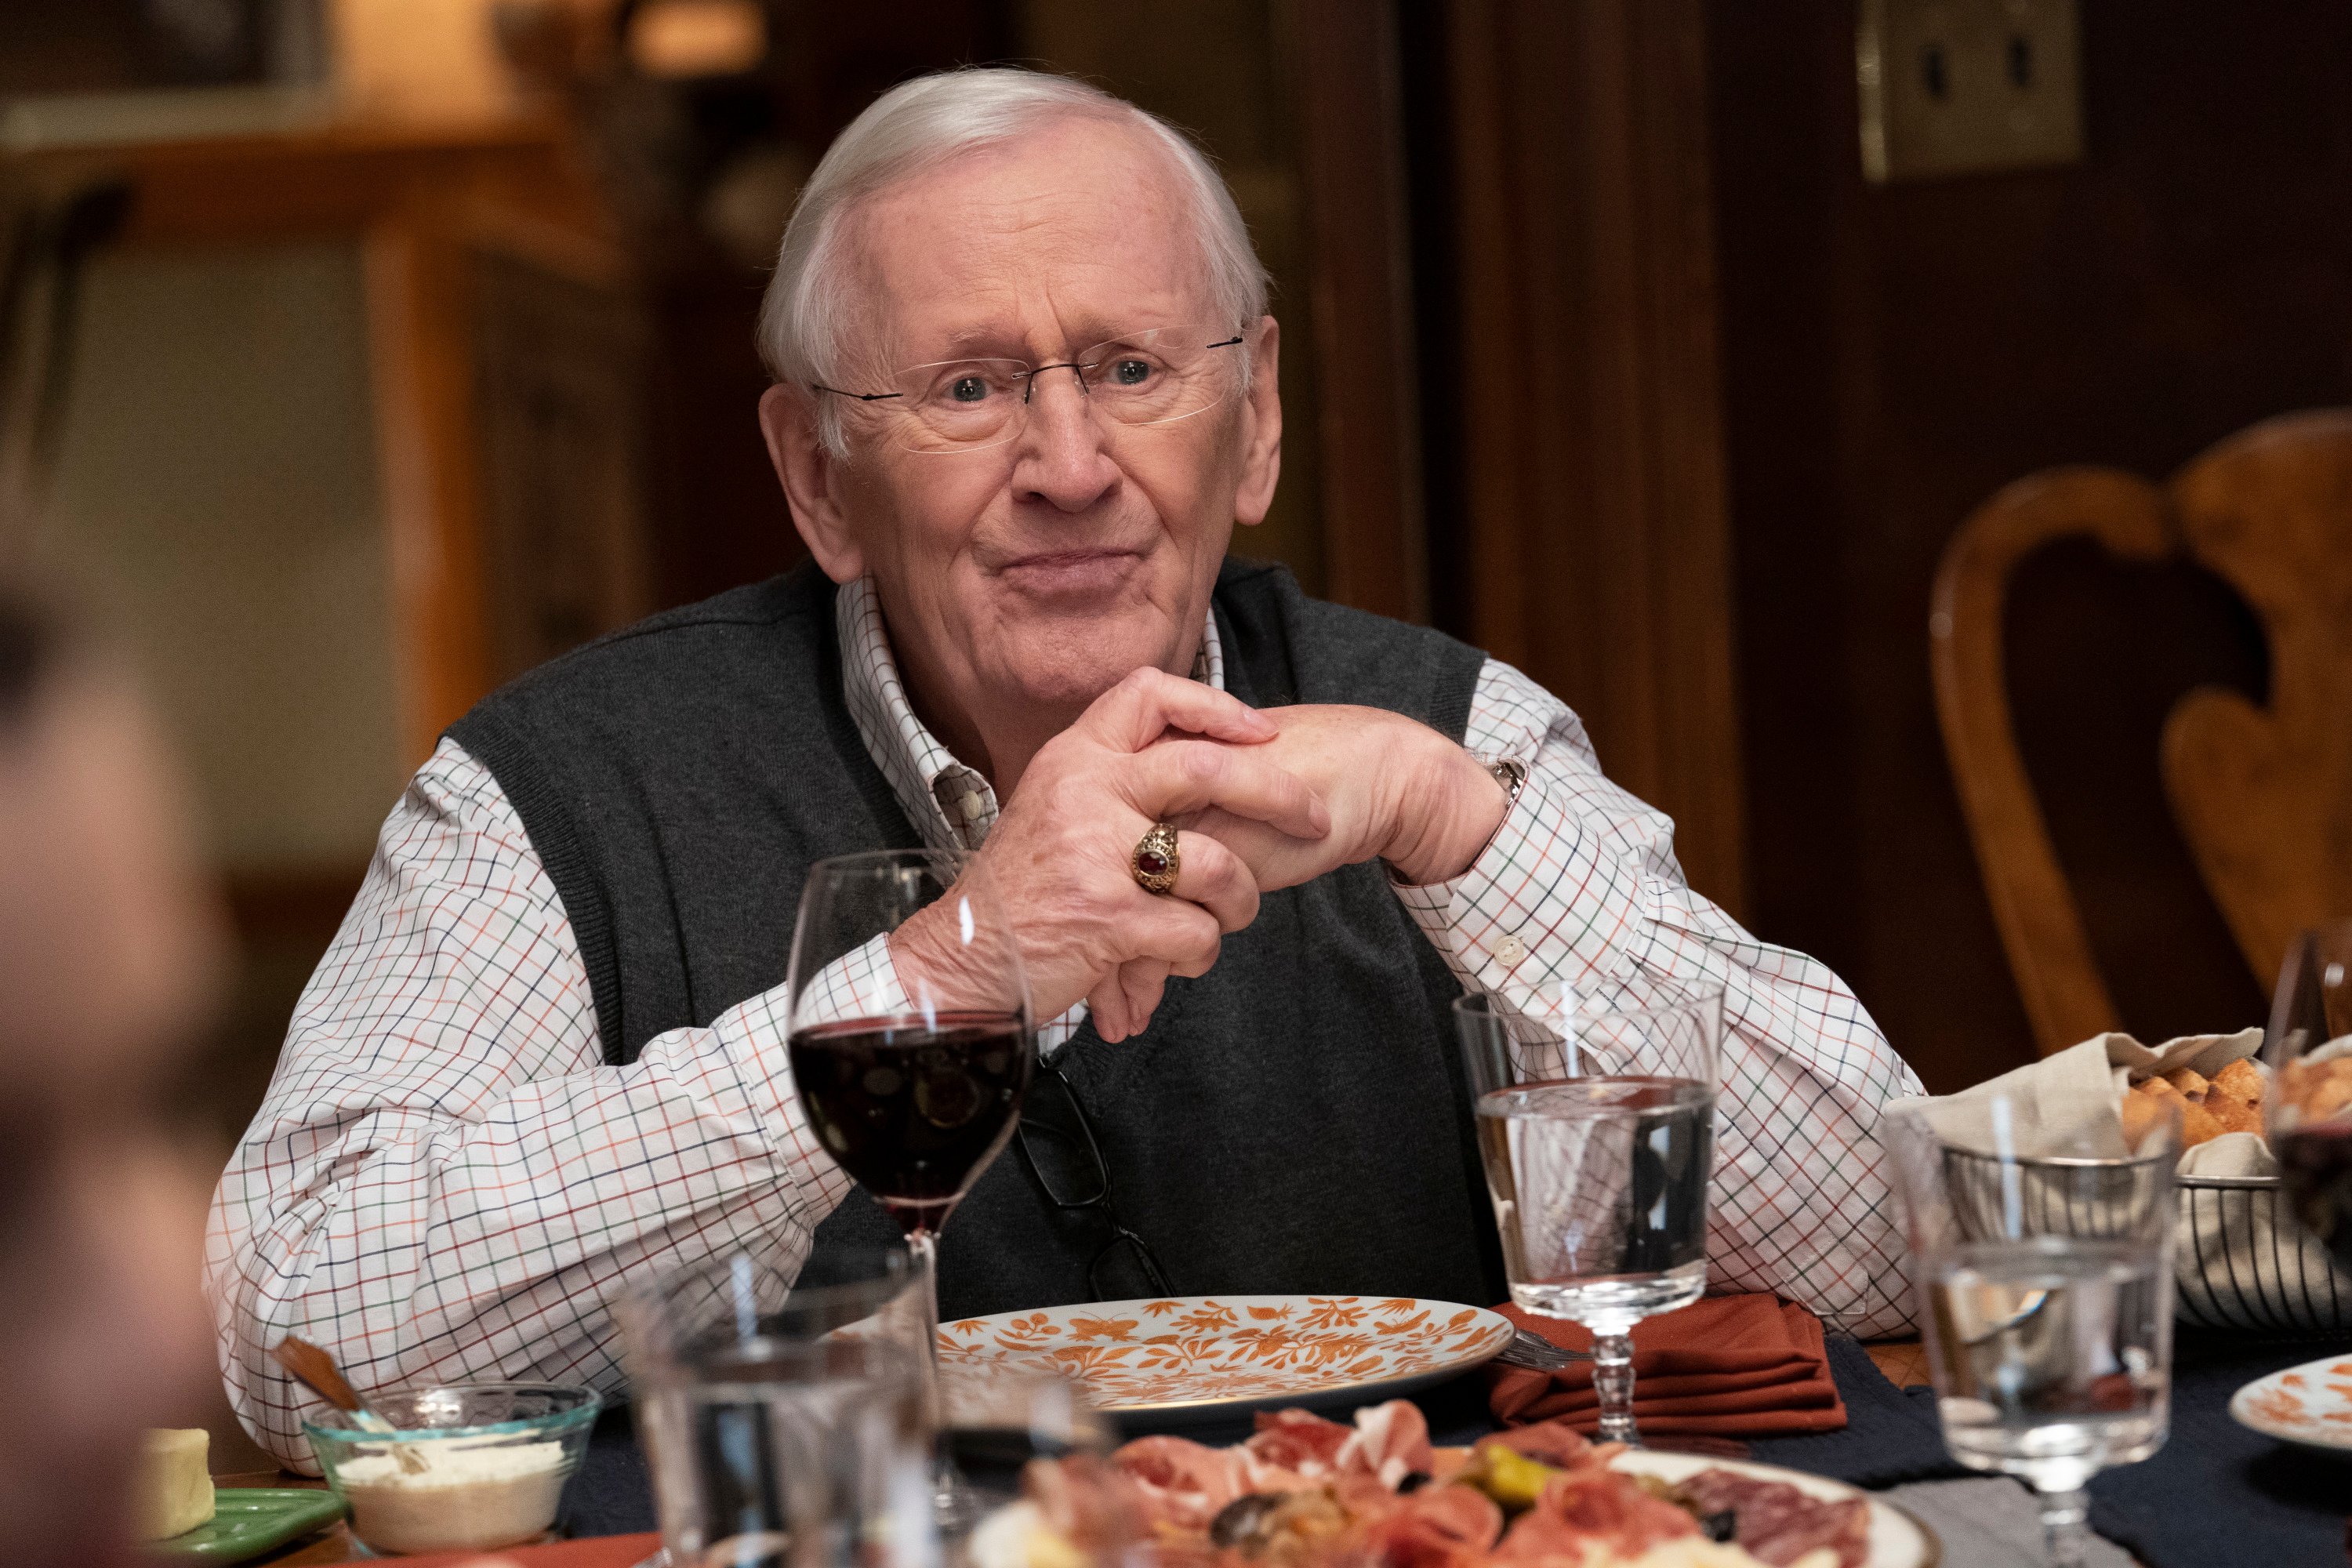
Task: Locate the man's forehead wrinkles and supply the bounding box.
[848,124,1215,376]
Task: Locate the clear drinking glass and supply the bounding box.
[2267,920,2352,1273]
[616,1247,936,1568]
[1453,985,1722,1446]
[1882,1093,2180,1568]
[938,1364,1117,1501]
[785,850,1036,1527]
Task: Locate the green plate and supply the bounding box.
[150,1487,347,1561]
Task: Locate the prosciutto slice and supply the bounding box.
[1494,1469,1700,1563]
[1367,1483,1504,1568]
[1336,1401,1437,1489]
[1244,1409,1358,1481]
[1112,1435,1252,1531]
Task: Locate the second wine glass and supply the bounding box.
[786,848,1036,1529]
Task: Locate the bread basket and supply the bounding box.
[1939,1145,2352,1334]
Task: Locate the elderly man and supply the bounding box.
[209,67,1920,1462]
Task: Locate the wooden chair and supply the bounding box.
[1930,409,2352,1055]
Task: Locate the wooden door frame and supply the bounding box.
[1281,0,1431,626]
[1422,0,1750,913]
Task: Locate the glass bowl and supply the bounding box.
[303,1382,601,1555]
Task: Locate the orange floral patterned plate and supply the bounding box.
[2230,1353,2352,1453]
[936,1294,1513,1421]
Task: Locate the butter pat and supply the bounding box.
[138,1428,215,1541]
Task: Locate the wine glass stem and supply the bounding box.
[2035,1484,2089,1567]
[1592,1330,1638,1446]
[906,1226,949,1439]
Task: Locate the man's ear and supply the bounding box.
[760,383,865,582]
[1232,316,1283,529]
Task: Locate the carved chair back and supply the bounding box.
[1930,409,2352,1055]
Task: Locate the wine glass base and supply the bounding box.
[930,1471,989,1534]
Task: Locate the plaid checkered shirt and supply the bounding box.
[205,574,1922,1463]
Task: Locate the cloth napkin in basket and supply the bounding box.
[1488,1293,1847,1436]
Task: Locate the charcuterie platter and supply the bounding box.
[975,1398,1938,1568]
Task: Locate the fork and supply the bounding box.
[1496,1327,1591,1371]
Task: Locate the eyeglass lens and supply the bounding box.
[877,327,1244,453]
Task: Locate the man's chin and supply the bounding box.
[996,616,1191,717]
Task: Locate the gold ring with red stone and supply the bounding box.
[1129,821,1181,894]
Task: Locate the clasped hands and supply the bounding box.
[895,667,1509,1042]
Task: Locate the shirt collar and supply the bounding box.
[836,574,1225,852]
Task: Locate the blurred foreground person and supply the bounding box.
[0,601,225,1568]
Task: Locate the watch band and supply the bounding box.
[1486,757,1527,806]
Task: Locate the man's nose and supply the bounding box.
[1013,368,1120,512]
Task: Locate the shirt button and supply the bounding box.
[960,792,985,820]
[1496,935,1528,967]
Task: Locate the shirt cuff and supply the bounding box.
[642,935,912,1221]
[1392,762,1640,1006]
[791,932,913,1025]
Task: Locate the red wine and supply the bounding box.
[789,1012,1032,1232]
[2276,1127,2352,1272]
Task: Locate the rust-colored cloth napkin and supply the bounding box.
[1488,1293,1847,1437]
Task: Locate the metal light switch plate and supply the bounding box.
[1858,0,2084,183]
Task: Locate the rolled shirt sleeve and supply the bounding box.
[203,739,863,1465]
[1394,658,1923,1338]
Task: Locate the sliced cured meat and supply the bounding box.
[1111,1435,1250,1531]
[1337,1401,1437,1489]
[1247,1408,1359,1479]
[1022,1454,1146,1553]
[1494,1469,1700,1563]
[1674,1470,1869,1568]
[1475,1421,1601,1472]
[1368,1481,1504,1568]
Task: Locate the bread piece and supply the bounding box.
[2310,1066,2352,1122]
[2210,1058,2263,1105]
[2120,1089,2169,1145]
[2206,1087,2263,1137]
[2161,1068,2211,1102]
[138,1428,213,1541]
[2178,1099,2225,1147]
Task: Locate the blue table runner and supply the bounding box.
[561,1330,2352,1564]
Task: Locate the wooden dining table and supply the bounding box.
[200,1344,1944,1566]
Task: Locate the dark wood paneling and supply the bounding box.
[1417,0,1748,914]
[1706,0,2352,1089]
[1282,0,1427,622]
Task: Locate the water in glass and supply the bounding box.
[1474,1077,1712,1329]
[1924,1237,2169,1493]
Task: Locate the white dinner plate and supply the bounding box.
[2229,1351,2352,1454]
[937,1294,1512,1422]
[1608,1451,1940,1568]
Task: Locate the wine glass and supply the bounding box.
[940,1363,1117,1497]
[1453,984,1722,1446]
[786,849,1036,1529]
[1882,1092,2180,1567]
[946,1367,1138,1568]
[2267,920,2352,1272]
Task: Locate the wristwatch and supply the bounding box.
[1486,757,1526,806]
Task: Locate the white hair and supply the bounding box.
[757,67,1270,452]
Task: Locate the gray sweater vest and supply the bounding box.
[448,558,1506,1319]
